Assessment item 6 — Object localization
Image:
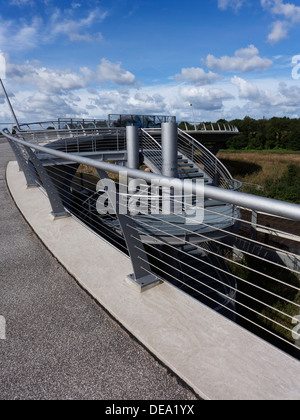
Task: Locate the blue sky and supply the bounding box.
[1,0,300,123]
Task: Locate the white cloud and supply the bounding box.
[5,90,84,121]
[9,0,35,6]
[262,0,300,22]
[5,57,137,93]
[0,16,41,51]
[204,45,273,73]
[231,76,261,100]
[6,60,90,94]
[262,0,300,43]
[267,20,289,44]
[173,67,222,86]
[86,87,168,115]
[0,56,141,121]
[231,75,300,112]
[0,7,107,51]
[96,59,137,86]
[173,86,233,111]
[218,0,245,11]
[48,7,107,42]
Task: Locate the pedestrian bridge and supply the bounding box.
[2,118,300,400]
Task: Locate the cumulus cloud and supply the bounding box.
[261,0,300,43]
[231,75,300,113]
[6,90,84,121]
[267,20,289,43]
[231,76,261,100]
[96,59,137,86]
[5,57,137,94]
[204,45,273,73]
[6,61,90,94]
[79,87,169,118]
[173,67,222,86]
[261,0,300,22]
[173,86,233,111]
[1,55,143,120]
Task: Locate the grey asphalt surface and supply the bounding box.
[0,138,199,400]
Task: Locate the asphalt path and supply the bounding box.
[0,139,198,400]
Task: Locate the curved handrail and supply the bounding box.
[183,121,239,133]
[140,128,164,172]
[177,128,239,190]
[16,119,109,131]
[2,128,300,221]
[13,126,127,155]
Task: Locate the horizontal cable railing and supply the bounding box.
[14,127,127,155]
[2,127,300,359]
[17,118,109,131]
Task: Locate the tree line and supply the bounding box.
[220,116,300,151]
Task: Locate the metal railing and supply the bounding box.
[108,114,176,128]
[17,118,109,131]
[12,122,240,190]
[15,127,127,155]
[2,127,300,359]
[140,128,164,173]
[141,127,242,190]
[182,121,239,133]
[177,129,239,189]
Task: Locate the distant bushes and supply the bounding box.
[179,116,300,151]
[224,116,300,151]
[263,164,300,204]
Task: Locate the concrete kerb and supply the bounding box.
[6,160,300,400]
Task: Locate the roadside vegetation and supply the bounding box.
[217,151,300,204]
[221,116,300,152]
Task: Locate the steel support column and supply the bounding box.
[161,122,178,178]
[161,122,179,214]
[126,125,140,170]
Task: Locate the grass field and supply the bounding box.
[218,151,300,197]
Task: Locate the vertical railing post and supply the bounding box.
[24,146,69,219]
[7,139,37,188]
[251,210,258,241]
[96,169,161,292]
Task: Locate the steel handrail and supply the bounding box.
[2,128,300,221]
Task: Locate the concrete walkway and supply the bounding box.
[0,139,198,400]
